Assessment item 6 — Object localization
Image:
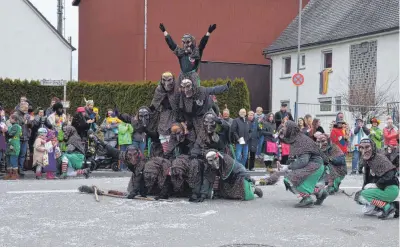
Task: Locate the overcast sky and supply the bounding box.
[29,0,79,80]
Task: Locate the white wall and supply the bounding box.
[270,32,399,131]
[0,0,72,81]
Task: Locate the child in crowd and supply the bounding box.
[118,121,133,171]
[43,129,59,179]
[4,114,22,180]
[33,128,48,179]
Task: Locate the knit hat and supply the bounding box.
[370,117,380,125]
[38,128,48,135]
[76,107,85,113]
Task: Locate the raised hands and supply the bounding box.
[208,24,217,33]
[159,23,166,32]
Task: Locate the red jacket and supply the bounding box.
[330,128,348,153]
[383,127,398,146]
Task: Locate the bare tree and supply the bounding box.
[338,77,399,121]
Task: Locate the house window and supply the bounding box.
[301,54,306,68]
[282,57,291,76]
[319,97,332,112]
[335,96,342,111]
[323,51,332,68]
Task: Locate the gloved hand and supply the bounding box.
[127,192,137,199]
[226,80,231,89]
[213,116,222,124]
[159,23,166,32]
[149,105,156,112]
[208,24,217,33]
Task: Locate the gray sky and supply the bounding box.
[29,0,79,80]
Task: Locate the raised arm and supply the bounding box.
[160,23,177,52]
[205,81,231,95]
[198,24,216,51]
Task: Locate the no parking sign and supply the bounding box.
[292,73,304,86]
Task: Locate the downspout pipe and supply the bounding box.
[264,52,273,113]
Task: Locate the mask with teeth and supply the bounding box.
[180,79,194,98]
[161,72,175,92]
[206,151,221,170]
[138,108,150,127]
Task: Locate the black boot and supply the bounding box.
[315,188,328,205]
[379,203,396,220]
[254,187,263,198]
[393,201,399,218]
[295,196,314,208]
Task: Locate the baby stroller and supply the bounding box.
[86,131,119,172]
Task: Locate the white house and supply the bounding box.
[264,0,399,131]
[0,0,75,81]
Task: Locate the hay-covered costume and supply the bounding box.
[200,150,263,201]
[59,126,90,179]
[192,112,230,156]
[354,138,399,219]
[178,78,230,151]
[170,154,202,201]
[143,157,173,199]
[118,106,162,158]
[164,122,195,159]
[316,134,347,194]
[150,72,180,153]
[385,145,399,169]
[88,133,147,198]
[160,23,216,86]
[280,121,326,207]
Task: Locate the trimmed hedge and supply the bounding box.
[0,78,250,118]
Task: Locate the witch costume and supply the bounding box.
[143,156,173,199]
[354,138,399,219]
[200,150,263,201]
[280,121,326,207]
[59,126,90,179]
[316,134,347,194]
[150,72,180,153]
[160,23,216,86]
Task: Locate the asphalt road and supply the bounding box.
[0,175,398,247]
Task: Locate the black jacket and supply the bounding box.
[231,117,250,144]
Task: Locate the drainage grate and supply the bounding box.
[220,244,274,247]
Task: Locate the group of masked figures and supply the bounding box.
[273,121,399,219]
[77,23,263,203]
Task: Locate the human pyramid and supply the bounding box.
[78,23,263,202]
[77,23,398,219]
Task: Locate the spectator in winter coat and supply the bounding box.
[231,109,250,167]
[118,122,133,170]
[0,108,7,173]
[14,95,27,111]
[13,102,34,177]
[30,108,53,153]
[255,107,265,159]
[4,114,22,180]
[330,120,348,154]
[45,97,60,117]
[100,109,121,148]
[383,117,398,148]
[72,107,93,141]
[247,111,261,171]
[303,114,313,138]
[298,118,308,134]
[310,118,325,141]
[262,113,277,173]
[369,117,383,149]
[350,118,370,174]
[274,103,293,127]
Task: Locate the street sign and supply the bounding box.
[292,73,304,86]
[40,79,67,86]
[61,101,70,108]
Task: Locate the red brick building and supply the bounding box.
[72,0,308,111]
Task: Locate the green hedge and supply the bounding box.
[0,78,250,118]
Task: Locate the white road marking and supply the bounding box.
[6,189,78,194]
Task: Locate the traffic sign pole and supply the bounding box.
[295,0,302,121]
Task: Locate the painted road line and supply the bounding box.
[7,189,78,194]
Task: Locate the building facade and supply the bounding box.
[264,0,399,130]
[0,0,75,81]
[72,0,309,111]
